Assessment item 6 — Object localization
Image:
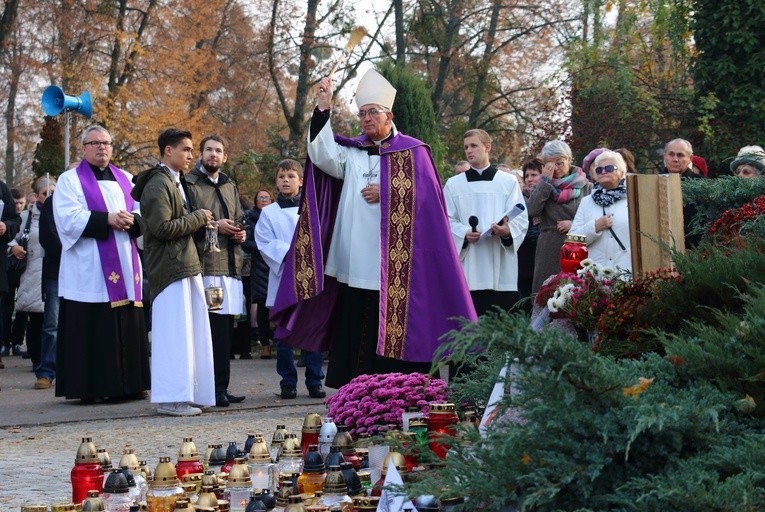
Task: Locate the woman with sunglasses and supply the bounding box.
[527,140,591,293]
[570,150,632,273]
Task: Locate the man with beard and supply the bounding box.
[185,134,247,407]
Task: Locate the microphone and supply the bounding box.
[469,216,479,233]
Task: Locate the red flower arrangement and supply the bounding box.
[594,269,681,357]
[707,195,765,247]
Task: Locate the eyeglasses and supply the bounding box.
[356,108,388,119]
[256,195,272,201]
[84,141,113,148]
[595,164,618,175]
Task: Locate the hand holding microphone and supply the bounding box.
[466,216,480,244]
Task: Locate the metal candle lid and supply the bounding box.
[75,437,99,464]
[248,434,271,463]
[119,446,140,472]
[271,424,288,446]
[381,452,406,476]
[322,465,347,495]
[197,486,219,508]
[20,506,48,512]
[565,233,586,244]
[280,434,302,458]
[152,456,181,487]
[302,412,324,434]
[81,491,104,512]
[409,417,428,429]
[352,496,380,511]
[51,504,77,512]
[178,437,200,461]
[428,402,456,414]
[227,458,252,487]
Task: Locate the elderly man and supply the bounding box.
[662,138,705,179]
[53,125,150,402]
[270,69,476,388]
[661,137,705,248]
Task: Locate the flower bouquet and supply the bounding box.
[532,259,617,338]
[325,372,448,437]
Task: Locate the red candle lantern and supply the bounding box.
[301,412,323,459]
[176,437,204,480]
[560,233,588,273]
[427,403,458,460]
[71,437,104,504]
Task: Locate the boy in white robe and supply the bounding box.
[255,160,326,400]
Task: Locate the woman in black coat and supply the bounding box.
[242,189,275,358]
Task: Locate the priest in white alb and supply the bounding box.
[54,125,150,402]
[444,129,529,316]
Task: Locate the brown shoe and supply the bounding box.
[34,377,52,389]
[260,345,272,359]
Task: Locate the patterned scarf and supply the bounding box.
[550,167,588,204]
[591,179,627,207]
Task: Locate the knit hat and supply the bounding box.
[581,147,608,174]
[730,146,765,174]
[691,155,708,177]
[355,69,396,110]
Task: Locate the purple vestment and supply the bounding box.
[75,160,142,307]
[271,131,476,363]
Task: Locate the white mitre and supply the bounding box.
[355,69,397,109]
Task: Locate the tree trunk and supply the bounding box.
[4,61,18,184]
[468,0,501,126]
[0,0,20,51]
[394,0,405,66]
[431,0,463,116]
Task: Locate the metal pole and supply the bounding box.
[64,109,70,170]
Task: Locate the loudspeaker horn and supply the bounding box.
[41,86,92,119]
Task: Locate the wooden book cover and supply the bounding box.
[627,174,686,275]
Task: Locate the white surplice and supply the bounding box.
[443,170,529,291]
[150,274,216,406]
[306,116,389,290]
[54,165,142,303]
[254,202,299,308]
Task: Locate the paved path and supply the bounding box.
[0,353,333,509]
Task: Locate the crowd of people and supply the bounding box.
[0,69,762,408]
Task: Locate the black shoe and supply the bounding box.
[225,392,245,403]
[308,386,326,399]
[240,352,253,360]
[215,392,230,407]
[280,387,297,399]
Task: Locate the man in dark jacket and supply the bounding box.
[35,178,60,389]
[185,134,246,407]
[132,128,215,416]
[0,178,21,372]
